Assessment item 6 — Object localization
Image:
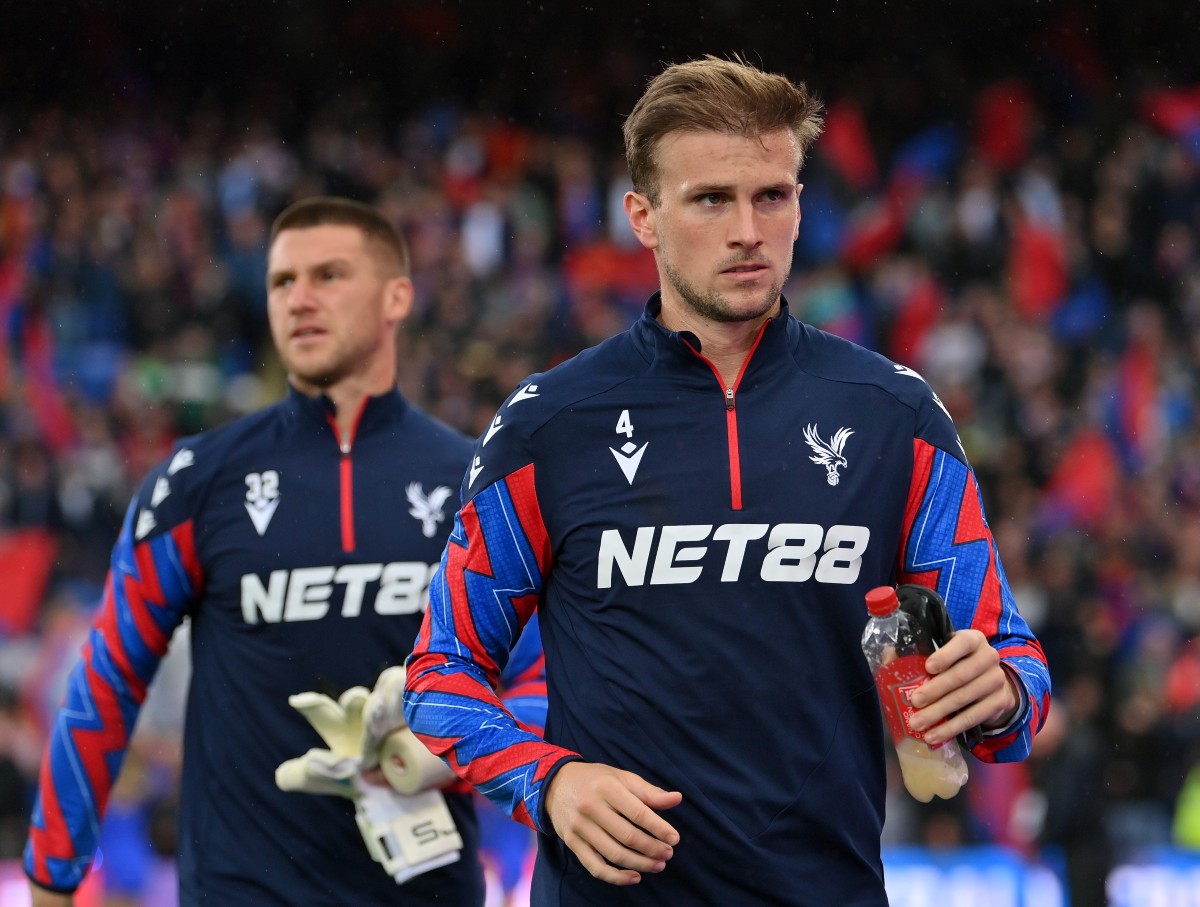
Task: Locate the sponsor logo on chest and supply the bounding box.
[239,561,438,624]
[597,522,871,588]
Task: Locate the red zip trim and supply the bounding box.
[339,457,355,552]
[725,391,742,509]
[683,323,770,510]
[327,399,369,553]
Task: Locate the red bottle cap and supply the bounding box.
[865,586,899,616]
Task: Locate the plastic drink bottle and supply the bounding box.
[861,585,968,802]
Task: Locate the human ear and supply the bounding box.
[383,276,414,323]
[623,191,659,251]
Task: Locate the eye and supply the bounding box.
[697,192,725,206]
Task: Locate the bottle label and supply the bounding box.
[874,654,945,748]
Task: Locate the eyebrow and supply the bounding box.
[689,180,797,195]
[267,256,353,287]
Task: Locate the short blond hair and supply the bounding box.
[270,196,410,277]
[623,55,824,205]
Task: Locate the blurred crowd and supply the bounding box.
[2,4,1200,903]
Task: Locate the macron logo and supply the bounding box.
[246,498,280,537]
[468,456,485,488]
[894,364,955,422]
[151,477,171,507]
[135,510,157,540]
[483,414,504,446]
[168,448,195,475]
[610,442,648,484]
[508,384,540,406]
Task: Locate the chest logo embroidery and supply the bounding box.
[804,424,853,486]
[406,483,454,537]
[245,470,281,536]
[610,409,648,485]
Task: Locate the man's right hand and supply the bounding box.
[30,884,74,907]
[544,761,682,886]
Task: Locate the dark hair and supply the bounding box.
[623,55,824,205]
[270,196,410,276]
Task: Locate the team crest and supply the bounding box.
[406,483,454,537]
[804,424,853,486]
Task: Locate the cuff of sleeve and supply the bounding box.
[982,663,1030,737]
[536,754,583,836]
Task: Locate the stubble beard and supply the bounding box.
[662,256,784,324]
[279,343,348,392]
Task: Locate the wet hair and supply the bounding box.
[270,196,410,276]
[623,54,824,206]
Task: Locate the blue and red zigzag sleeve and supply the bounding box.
[898,438,1051,762]
[405,463,575,833]
[25,497,201,892]
[499,611,548,737]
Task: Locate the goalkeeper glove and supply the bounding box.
[275,678,462,883]
[361,665,456,793]
[275,685,369,799]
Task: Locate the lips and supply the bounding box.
[721,255,768,271]
[722,263,768,278]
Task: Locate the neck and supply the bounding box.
[292,375,395,441]
[658,300,777,387]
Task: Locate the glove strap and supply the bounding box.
[354,779,463,884]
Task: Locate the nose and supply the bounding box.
[285,277,317,312]
[728,199,763,249]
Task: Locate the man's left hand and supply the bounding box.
[906,629,1020,746]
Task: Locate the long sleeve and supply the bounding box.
[24,493,201,892]
[404,465,575,833]
[498,612,548,736]
[897,437,1051,761]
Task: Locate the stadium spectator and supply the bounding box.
[402,55,1049,905]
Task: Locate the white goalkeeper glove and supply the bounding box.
[361,666,456,793]
[274,676,461,883]
[275,685,369,799]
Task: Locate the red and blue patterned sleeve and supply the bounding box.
[897,438,1051,762]
[24,494,202,893]
[404,463,576,833]
[499,612,547,737]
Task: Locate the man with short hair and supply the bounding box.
[26,196,543,906]
[404,57,1050,905]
